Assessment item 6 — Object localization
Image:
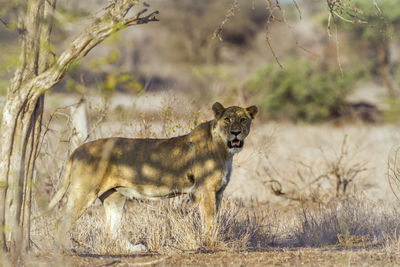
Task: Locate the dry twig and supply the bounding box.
[264,135,367,204]
[212,0,239,41]
[388,147,400,202]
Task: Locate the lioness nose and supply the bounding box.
[230,130,241,136]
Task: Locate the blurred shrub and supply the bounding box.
[102,71,142,95]
[0,80,9,96]
[382,97,400,123]
[63,44,142,95]
[0,44,19,96]
[188,65,233,106]
[248,58,361,122]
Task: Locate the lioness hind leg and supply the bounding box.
[100,189,126,239]
[100,189,147,252]
[55,189,97,246]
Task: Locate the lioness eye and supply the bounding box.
[224,118,230,123]
[240,118,247,123]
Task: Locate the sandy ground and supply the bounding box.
[25,248,400,266]
[228,122,400,204]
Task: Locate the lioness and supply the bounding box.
[48,102,257,250]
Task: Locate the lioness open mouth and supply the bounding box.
[227,139,243,148]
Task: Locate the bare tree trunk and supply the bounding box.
[2,93,44,253]
[0,0,158,254]
[0,0,55,253]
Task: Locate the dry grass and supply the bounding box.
[292,197,400,248]
[31,197,277,254]
[30,194,400,255]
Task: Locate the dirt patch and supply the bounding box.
[25,248,400,266]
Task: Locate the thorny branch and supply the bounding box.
[292,0,301,19]
[35,101,83,161]
[213,0,299,69]
[373,0,382,14]
[388,147,400,202]
[324,0,364,74]
[214,0,376,70]
[212,0,239,41]
[125,9,159,26]
[265,135,367,204]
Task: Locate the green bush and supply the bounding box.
[248,59,360,123]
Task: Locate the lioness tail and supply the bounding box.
[47,159,73,211]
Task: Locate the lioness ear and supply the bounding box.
[246,105,258,119]
[212,102,225,119]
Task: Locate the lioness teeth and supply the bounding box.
[230,140,241,147]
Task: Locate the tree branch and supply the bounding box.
[19,0,158,99]
[125,9,159,26]
[0,18,9,28]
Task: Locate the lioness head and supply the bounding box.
[212,102,258,154]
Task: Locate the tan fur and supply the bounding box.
[49,102,257,249]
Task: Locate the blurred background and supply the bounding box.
[1,0,399,123]
[1,0,400,204]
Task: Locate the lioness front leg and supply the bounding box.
[216,188,225,214]
[194,187,217,234]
